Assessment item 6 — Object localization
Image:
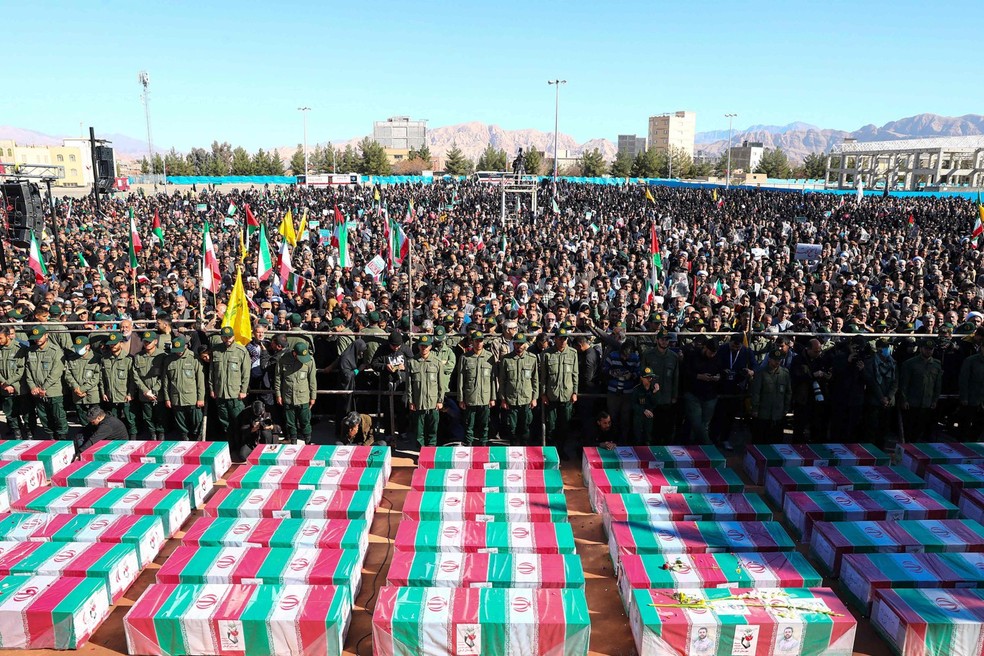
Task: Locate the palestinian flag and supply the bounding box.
[0,513,165,567]
[409,469,564,494]
[841,552,984,614]
[925,463,984,502]
[551,197,560,214]
[0,439,74,476]
[743,443,889,485]
[227,202,237,216]
[764,465,926,509]
[27,230,48,283]
[52,461,215,508]
[80,439,232,479]
[649,223,662,293]
[0,575,111,649]
[182,517,369,552]
[393,520,577,554]
[899,442,984,477]
[0,460,47,505]
[201,221,222,293]
[401,491,569,523]
[124,584,351,656]
[203,488,378,523]
[244,203,259,238]
[277,240,303,293]
[386,552,586,589]
[128,208,142,269]
[419,446,559,470]
[608,520,795,565]
[152,209,164,247]
[585,467,745,514]
[257,222,273,281]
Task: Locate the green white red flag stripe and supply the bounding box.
[394,521,577,554]
[27,230,48,283]
[410,469,564,494]
[586,467,744,513]
[80,439,232,479]
[418,445,559,470]
[608,520,795,567]
[181,517,370,553]
[203,487,378,523]
[600,492,773,536]
[0,460,47,503]
[582,444,725,471]
[925,463,984,503]
[764,465,925,508]
[870,587,984,656]
[743,442,889,485]
[256,221,274,282]
[247,443,391,480]
[401,491,569,523]
[53,461,215,508]
[225,465,385,505]
[0,440,74,476]
[386,552,585,589]
[201,221,222,293]
[899,442,984,476]
[0,575,111,650]
[124,583,350,656]
[958,489,984,525]
[0,513,165,567]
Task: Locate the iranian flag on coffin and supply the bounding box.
[418,445,560,470]
[809,519,984,578]
[925,463,984,503]
[124,583,351,656]
[204,488,377,523]
[12,486,192,537]
[871,588,984,656]
[743,443,889,485]
[53,460,215,507]
[959,489,984,525]
[630,587,856,656]
[0,460,47,505]
[81,439,232,479]
[225,465,385,505]
[586,467,744,514]
[899,442,984,476]
[0,540,139,605]
[386,552,585,589]
[616,552,822,614]
[782,488,959,542]
[156,546,366,600]
[764,465,925,508]
[394,521,577,554]
[0,439,73,476]
[247,443,392,480]
[607,520,796,567]
[840,552,984,616]
[402,491,569,523]
[410,468,564,494]
[181,517,369,553]
[601,492,773,536]
[0,513,165,567]
[372,586,591,656]
[581,444,725,480]
[0,575,111,650]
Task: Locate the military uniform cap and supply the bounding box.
[513,333,527,344]
[293,342,313,362]
[641,367,655,379]
[73,335,89,346]
[28,325,47,341]
[106,332,122,344]
[220,326,234,337]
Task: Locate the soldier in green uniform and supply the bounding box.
[496,334,539,446]
[958,343,984,440]
[133,331,166,440]
[540,327,579,449]
[898,339,943,442]
[162,337,205,441]
[0,326,28,439]
[407,334,444,447]
[432,325,457,397]
[275,342,317,444]
[630,368,659,445]
[641,329,680,443]
[100,332,137,439]
[25,326,68,441]
[209,326,251,451]
[457,331,497,446]
[360,311,388,368]
[749,350,792,444]
[64,334,101,426]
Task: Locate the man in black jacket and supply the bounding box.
[76,406,128,456]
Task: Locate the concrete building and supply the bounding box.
[728,140,765,174]
[617,134,647,159]
[0,139,91,187]
[648,111,696,158]
[827,136,984,191]
[373,116,427,151]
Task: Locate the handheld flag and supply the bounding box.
[857,179,864,202]
[128,208,142,269]
[973,192,984,248]
[278,209,297,247]
[645,186,655,204]
[244,204,259,239]
[386,217,409,268]
[552,197,560,214]
[227,203,237,217]
[257,223,273,281]
[298,208,309,242]
[77,252,89,268]
[152,210,164,248]
[277,240,303,293]
[335,217,352,268]
[201,222,222,293]
[28,231,48,283]
[221,269,252,345]
[650,222,663,283]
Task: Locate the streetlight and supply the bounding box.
[725,113,737,189]
[138,71,157,188]
[548,80,566,186]
[297,107,310,180]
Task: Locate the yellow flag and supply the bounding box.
[712,188,718,202]
[279,209,296,246]
[297,208,308,243]
[221,269,252,345]
[645,187,655,204]
[373,187,381,202]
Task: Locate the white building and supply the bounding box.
[373,116,427,151]
[826,136,984,190]
[648,111,696,158]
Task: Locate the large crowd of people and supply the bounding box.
[1,178,983,459]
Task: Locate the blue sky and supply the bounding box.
[4,0,982,150]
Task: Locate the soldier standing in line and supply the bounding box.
[162,337,205,441]
[407,334,443,447]
[209,326,251,452]
[497,334,539,446]
[0,326,28,439]
[958,344,984,440]
[630,368,658,445]
[641,329,680,443]
[898,339,943,442]
[275,343,317,445]
[749,350,792,444]
[457,331,497,446]
[25,326,68,441]
[64,334,101,427]
[101,332,137,439]
[432,325,458,440]
[540,327,579,453]
[133,331,166,440]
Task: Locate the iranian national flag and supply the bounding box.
[152,210,164,247]
[28,230,48,283]
[244,204,259,239]
[201,222,221,293]
[277,241,303,293]
[387,218,409,268]
[649,223,662,292]
[257,223,273,281]
[77,252,90,268]
[973,192,984,248]
[335,217,353,268]
[128,208,142,269]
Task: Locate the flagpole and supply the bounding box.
[406,239,414,335]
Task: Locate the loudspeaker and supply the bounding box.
[2,182,44,247]
[95,146,114,192]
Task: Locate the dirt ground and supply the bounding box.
[5,453,892,656]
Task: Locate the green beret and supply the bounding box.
[555,328,569,338]
[331,317,344,328]
[289,313,302,325]
[49,304,62,316]
[368,311,381,323]
[434,325,447,338]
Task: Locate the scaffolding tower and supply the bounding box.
[499,173,538,226]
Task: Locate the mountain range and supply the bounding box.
[3,113,984,166]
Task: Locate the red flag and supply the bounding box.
[245,204,259,238]
[331,204,344,249]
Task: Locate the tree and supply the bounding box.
[394,157,430,175]
[358,137,391,175]
[186,147,211,176]
[290,145,306,175]
[802,152,827,179]
[151,153,164,175]
[139,157,150,174]
[270,151,285,175]
[610,150,633,177]
[164,148,191,175]
[340,144,359,173]
[713,153,730,177]
[691,158,714,177]
[630,148,664,178]
[231,147,254,175]
[578,148,607,177]
[666,146,693,179]
[416,145,433,167]
[476,144,507,171]
[252,148,274,175]
[445,142,473,175]
[210,141,232,176]
[524,146,544,176]
[755,148,791,179]
[407,147,418,161]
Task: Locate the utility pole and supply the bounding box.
[89,127,101,218]
[725,113,737,189]
[298,107,310,180]
[139,71,155,187]
[547,80,566,188]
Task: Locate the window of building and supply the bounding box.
[69,154,76,162]
[5,149,10,157]
[70,169,78,176]
[56,154,64,162]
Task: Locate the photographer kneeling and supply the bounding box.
[338,411,387,448]
[236,400,282,462]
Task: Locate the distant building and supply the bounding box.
[826,136,984,191]
[373,116,427,151]
[728,140,765,174]
[648,111,696,158]
[0,138,92,187]
[617,134,647,159]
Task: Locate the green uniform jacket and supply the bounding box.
[457,350,497,406]
[101,352,134,403]
[898,355,943,409]
[45,323,73,354]
[360,327,387,367]
[750,366,792,421]
[540,346,579,402]
[497,351,540,406]
[434,344,457,398]
[25,343,64,397]
[163,352,205,406]
[631,384,658,419]
[959,352,984,407]
[64,351,102,404]
[408,354,443,410]
[133,351,166,398]
[275,354,317,405]
[641,348,680,405]
[209,343,250,399]
[0,342,25,393]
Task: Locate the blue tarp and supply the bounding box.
[163,176,297,185]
